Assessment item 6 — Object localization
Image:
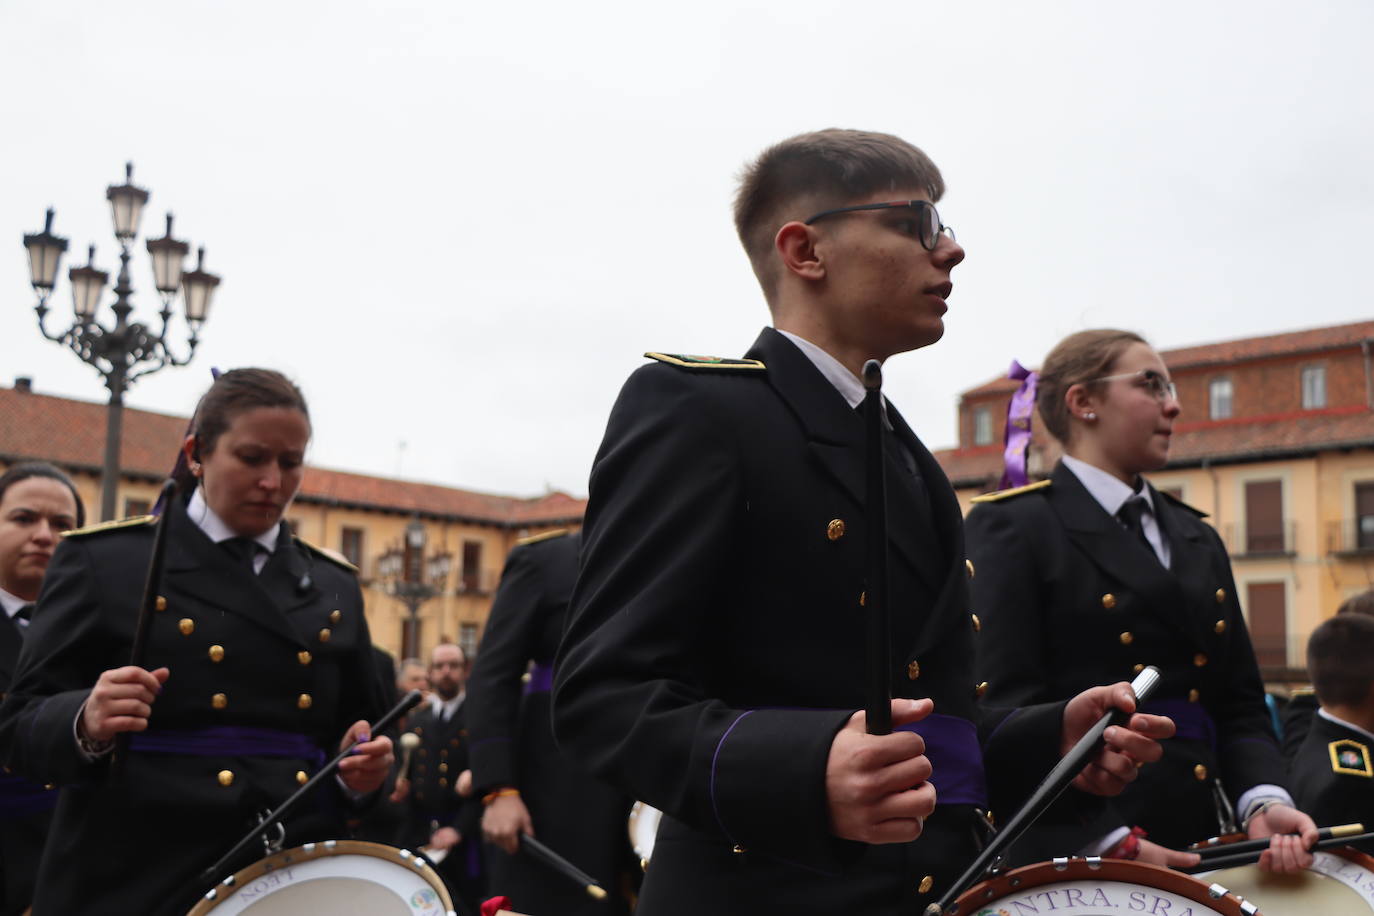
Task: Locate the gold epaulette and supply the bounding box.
[516,528,569,547]
[1290,685,1316,697]
[295,537,358,573]
[645,352,766,371]
[61,515,156,538]
[970,480,1051,504]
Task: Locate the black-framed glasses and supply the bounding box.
[802,199,955,251]
[1089,369,1178,402]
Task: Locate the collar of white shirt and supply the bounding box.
[0,586,28,621]
[186,488,279,557]
[431,693,465,720]
[775,329,894,421]
[1060,455,1156,518]
[1318,706,1374,744]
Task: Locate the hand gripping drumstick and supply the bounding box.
[925,665,1163,916]
[1181,823,1369,873]
[862,360,892,736]
[111,478,179,780]
[519,833,608,900]
[196,688,425,887]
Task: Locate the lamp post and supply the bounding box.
[21,162,221,521]
[379,516,452,659]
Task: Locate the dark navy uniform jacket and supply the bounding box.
[967,461,1286,853]
[554,329,1072,916]
[0,606,54,916]
[0,495,386,916]
[1289,712,1374,853]
[467,529,630,916]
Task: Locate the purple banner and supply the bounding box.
[895,712,988,808]
[998,360,1039,491]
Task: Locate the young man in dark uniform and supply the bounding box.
[552,129,1175,916]
[468,529,631,914]
[1289,613,1374,852]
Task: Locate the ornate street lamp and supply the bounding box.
[379,517,453,659]
[21,162,221,521]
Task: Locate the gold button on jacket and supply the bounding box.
[826,519,845,541]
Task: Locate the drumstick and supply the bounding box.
[925,665,1162,916]
[519,833,608,900]
[397,731,420,779]
[112,478,179,780]
[1182,826,1372,874]
[196,688,424,887]
[1191,822,1365,861]
[862,359,891,736]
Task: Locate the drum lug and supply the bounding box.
[256,809,287,855]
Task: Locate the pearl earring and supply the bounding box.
[1084,412,1097,421]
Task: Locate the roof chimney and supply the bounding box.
[14,377,32,393]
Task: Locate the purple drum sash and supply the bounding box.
[895,712,988,808]
[0,771,59,818]
[129,726,326,767]
[524,661,554,695]
[1141,699,1217,750]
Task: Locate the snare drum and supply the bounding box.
[950,857,1257,916]
[627,801,662,870]
[1202,847,1374,915]
[187,840,456,916]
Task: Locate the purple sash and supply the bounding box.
[129,726,326,766]
[895,713,988,808]
[0,771,58,818]
[524,661,554,695]
[1141,699,1217,750]
[998,360,1039,491]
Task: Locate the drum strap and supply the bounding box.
[129,726,326,766]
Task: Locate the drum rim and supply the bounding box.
[186,839,455,916]
[952,857,1253,916]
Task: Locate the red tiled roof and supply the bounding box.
[0,385,584,526]
[1160,320,1374,370]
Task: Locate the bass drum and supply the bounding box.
[627,801,662,871]
[1202,847,1374,915]
[186,840,456,916]
[949,857,1257,916]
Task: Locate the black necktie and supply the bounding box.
[221,536,262,574]
[14,603,34,626]
[1117,498,1157,559]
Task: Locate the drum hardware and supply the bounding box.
[925,664,1164,915]
[518,832,608,900]
[195,688,425,888]
[113,478,178,779]
[1197,846,1374,915]
[255,810,286,855]
[1211,777,1240,835]
[1183,824,1372,873]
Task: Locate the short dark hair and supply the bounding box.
[1308,613,1374,707]
[0,462,86,528]
[733,129,945,301]
[175,368,310,492]
[1036,329,1149,443]
[1336,588,1374,617]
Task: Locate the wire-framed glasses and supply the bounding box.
[1089,369,1178,402]
[802,200,955,251]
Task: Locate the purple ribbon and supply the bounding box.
[129,725,325,766]
[523,661,554,695]
[1141,699,1217,751]
[998,360,1039,491]
[895,713,988,807]
[0,772,59,818]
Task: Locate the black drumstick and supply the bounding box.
[862,359,891,736]
[196,688,424,886]
[1192,822,1364,860]
[1183,826,1372,873]
[520,833,608,900]
[925,665,1163,915]
[111,478,178,778]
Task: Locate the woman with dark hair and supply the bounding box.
[966,330,1317,871]
[0,461,83,915]
[0,369,392,916]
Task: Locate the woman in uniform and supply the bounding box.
[0,368,392,916]
[965,329,1316,870]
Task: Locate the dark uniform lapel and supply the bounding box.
[258,529,324,622]
[163,502,303,646]
[1148,483,1214,649]
[0,614,23,691]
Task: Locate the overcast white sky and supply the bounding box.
[4,1,1372,499]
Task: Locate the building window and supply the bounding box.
[1209,377,1233,419]
[124,498,151,517]
[1301,365,1327,409]
[459,622,479,660]
[461,540,482,592]
[973,407,994,446]
[1244,479,1285,553]
[1357,482,1374,551]
[340,527,364,568]
[1246,581,1287,668]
